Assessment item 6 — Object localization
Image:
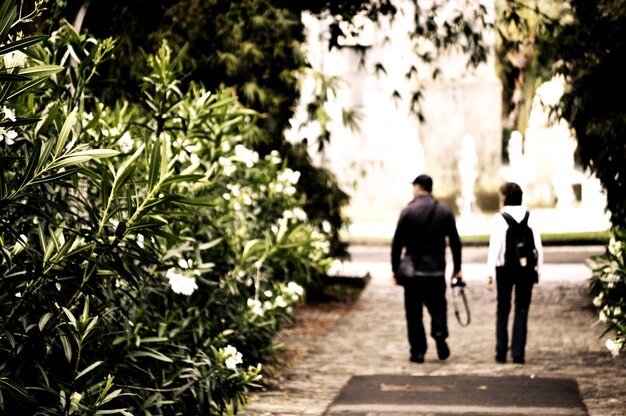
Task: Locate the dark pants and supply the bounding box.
[403,275,448,357]
[495,267,535,360]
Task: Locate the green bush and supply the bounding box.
[588,228,626,357]
[0,7,336,415]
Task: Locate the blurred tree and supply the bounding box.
[31,0,490,258]
[494,0,567,134]
[499,0,626,226]
[545,0,626,225]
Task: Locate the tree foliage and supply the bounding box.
[545,0,626,226]
[33,0,492,259]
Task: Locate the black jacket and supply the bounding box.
[391,194,462,275]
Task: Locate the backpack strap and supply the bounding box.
[501,211,530,227]
[500,211,517,226]
[520,211,530,226]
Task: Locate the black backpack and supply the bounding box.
[501,212,538,275]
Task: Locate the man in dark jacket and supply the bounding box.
[391,174,463,363]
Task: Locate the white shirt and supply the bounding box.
[486,205,544,278]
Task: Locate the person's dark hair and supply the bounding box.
[412,174,433,193]
[500,182,523,206]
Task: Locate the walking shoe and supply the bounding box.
[410,353,425,363]
[495,352,506,363]
[512,356,525,364]
[435,338,450,360]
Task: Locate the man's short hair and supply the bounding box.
[500,182,523,206]
[412,174,433,193]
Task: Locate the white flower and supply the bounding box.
[606,338,623,357]
[166,268,198,296]
[137,233,145,249]
[322,221,331,233]
[327,259,343,276]
[267,150,281,164]
[223,345,243,369]
[248,298,264,316]
[608,237,623,257]
[3,106,16,121]
[263,301,273,310]
[285,282,304,298]
[3,50,27,68]
[274,295,287,308]
[233,144,259,167]
[277,168,301,184]
[593,294,603,308]
[599,311,608,322]
[293,208,307,221]
[118,131,134,153]
[0,128,17,145]
[69,391,83,414]
[284,185,297,196]
[264,290,273,297]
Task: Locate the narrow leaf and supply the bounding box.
[17,64,64,78]
[4,76,48,101]
[62,307,78,328]
[75,361,103,380]
[55,110,78,158]
[59,334,73,362]
[147,136,161,191]
[0,35,48,55]
[38,312,54,331]
[0,2,16,41]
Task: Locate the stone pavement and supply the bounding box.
[240,245,626,416]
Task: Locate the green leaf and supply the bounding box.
[76,361,103,380]
[3,75,48,101]
[55,110,78,158]
[68,149,119,159]
[48,155,93,169]
[0,35,48,55]
[0,1,17,41]
[161,174,204,186]
[147,136,161,190]
[59,334,73,363]
[99,389,123,405]
[112,144,144,194]
[131,348,174,363]
[38,312,53,331]
[62,307,78,328]
[0,73,28,81]
[12,138,41,195]
[0,117,40,128]
[17,64,64,78]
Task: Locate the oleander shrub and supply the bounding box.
[589,228,626,357]
[0,6,337,415]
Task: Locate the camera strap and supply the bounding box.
[451,285,471,327]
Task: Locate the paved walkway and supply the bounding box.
[240,246,626,416]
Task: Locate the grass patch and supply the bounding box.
[462,230,610,246]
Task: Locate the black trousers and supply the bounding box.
[495,267,535,359]
[403,275,448,356]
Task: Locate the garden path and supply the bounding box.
[240,245,626,416]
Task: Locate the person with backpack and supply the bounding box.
[391,174,463,364]
[486,182,543,364]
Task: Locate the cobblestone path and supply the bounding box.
[241,247,626,416]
